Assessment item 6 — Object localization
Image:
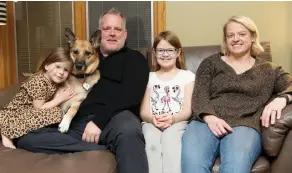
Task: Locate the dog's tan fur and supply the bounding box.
[58,28,101,133]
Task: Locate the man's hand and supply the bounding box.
[260,97,286,127]
[82,121,101,144]
[204,115,233,138]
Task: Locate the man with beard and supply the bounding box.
[17,8,149,173]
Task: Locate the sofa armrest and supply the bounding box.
[0,85,20,109]
[262,104,292,156]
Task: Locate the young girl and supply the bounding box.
[0,47,75,149]
[140,31,195,173]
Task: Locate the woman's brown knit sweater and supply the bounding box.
[192,53,292,132]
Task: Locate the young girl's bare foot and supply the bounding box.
[1,134,16,149]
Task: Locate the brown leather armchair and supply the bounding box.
[262,103,292,173]
[0,42,291,173]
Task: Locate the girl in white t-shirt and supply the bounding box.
[140,31,195,173]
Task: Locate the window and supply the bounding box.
[11,1,160,85]
[14,1,73,82]
[0,1,164,88]
[87,1,152,50]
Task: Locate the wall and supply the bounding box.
[288,3,292,66]
[166,1,292,73]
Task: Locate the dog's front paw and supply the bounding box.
[58,118,71,133]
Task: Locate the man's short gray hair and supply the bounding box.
[98,8,126,29]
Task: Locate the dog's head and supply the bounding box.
[65,28,101,75]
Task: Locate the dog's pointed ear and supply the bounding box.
[65,28,77,48]
[90,29,101,49]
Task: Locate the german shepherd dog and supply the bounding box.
[58,28,101,133]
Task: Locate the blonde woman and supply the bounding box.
[182,16,292,173]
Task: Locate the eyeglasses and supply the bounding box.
[155,48,177,55]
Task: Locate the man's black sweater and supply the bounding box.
[78,46,149,130]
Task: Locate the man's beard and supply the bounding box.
[101,42,118,55]
[105,48,118,54]
[101,40,125,55]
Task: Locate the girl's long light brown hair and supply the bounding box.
[151,31,186,72]
[24,47,73,82]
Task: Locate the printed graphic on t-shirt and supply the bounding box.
[148,70,195,116]
[151,84,183,115]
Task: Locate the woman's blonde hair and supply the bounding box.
[151,31,186,71]
[221,15,264,57]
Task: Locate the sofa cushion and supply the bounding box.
[0,144,117,173]
[0,86,118,173]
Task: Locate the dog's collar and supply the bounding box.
[71,73,91,79]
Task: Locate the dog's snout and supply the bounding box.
[75,61,86,70]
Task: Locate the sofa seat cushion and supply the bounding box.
[0,144,117,173]
[212,156,270,173]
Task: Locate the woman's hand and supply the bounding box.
[260,97,286,127]
[203,115,233,137]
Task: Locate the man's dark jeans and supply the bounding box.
[16,110,149,173]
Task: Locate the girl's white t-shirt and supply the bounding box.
[147,70,195,116]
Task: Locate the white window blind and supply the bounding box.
[87,1,152,50]
[0,1,7,25]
